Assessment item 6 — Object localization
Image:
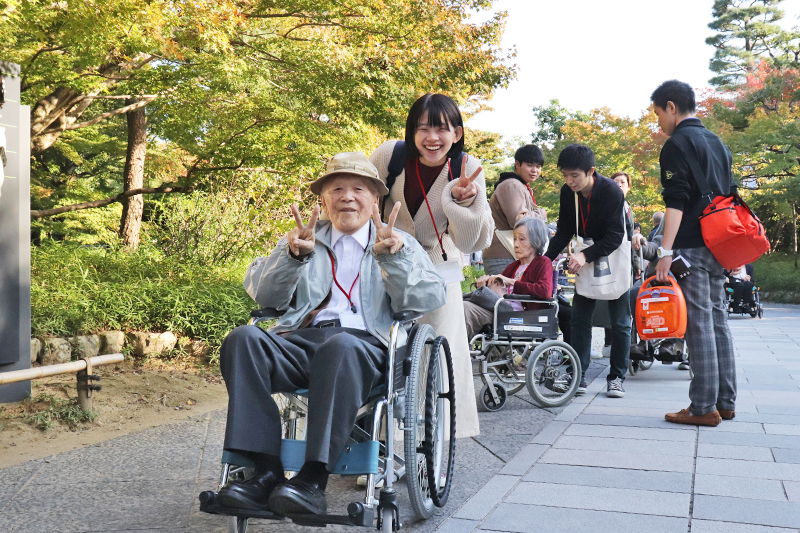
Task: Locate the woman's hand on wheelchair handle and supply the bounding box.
[567,252,586,274]
[288,204,319,257]
[371,201,404,255]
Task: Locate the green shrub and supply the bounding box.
[31,242,258,362]
[752,253,800,303]
[461,265,485,293]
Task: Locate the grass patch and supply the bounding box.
[23,393,97,430]
[753,252,800,304]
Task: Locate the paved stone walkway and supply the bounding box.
[1,304,796,533]
[436,303,800,533]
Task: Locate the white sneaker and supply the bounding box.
[591,350,603,359]
[678,362,691,370]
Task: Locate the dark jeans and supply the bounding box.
[571,291,631,381]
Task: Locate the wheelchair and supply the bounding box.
[199,308,456,532]
[725,281,763,318]
[469,295,581,412]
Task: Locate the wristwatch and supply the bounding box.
[657,247,674,259]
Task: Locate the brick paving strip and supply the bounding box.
[436,303,800,533]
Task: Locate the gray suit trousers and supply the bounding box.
[675,246,736,415]
[220,325,386,467]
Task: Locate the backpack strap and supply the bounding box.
[670,134,714,204]
[380,140,465,218]
[381,141,408,218]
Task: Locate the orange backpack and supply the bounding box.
[635,275,687,340]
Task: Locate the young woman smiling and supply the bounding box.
[370,93,493,438]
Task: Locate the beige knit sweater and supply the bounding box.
[370,141,494,266]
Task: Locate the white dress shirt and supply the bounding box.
[313,221,371,325]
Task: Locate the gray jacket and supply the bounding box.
[244,220,447,347]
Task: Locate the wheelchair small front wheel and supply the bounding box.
[227,516,247,533]
[478,382,507,412]
[526,340,581,408]
[639,359,653,370]
[628,359,639,376]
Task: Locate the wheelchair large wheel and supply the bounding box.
[404,324,455,520]
[526,340,581,408]
[424,336,456,508]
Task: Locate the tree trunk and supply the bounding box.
[769,218,786,251]
[119,99,147,249]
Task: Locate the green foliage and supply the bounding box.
[706,0,798,88]
[461,265,485,293]
[7,0,515,242]
[31,243,256,360]
[150,176,292,266]
[528,100,667,226]
[23,393,97,431]
[752,252,800,303]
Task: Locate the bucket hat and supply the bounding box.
[309,152,389,196]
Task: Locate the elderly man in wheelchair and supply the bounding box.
[200,152,449,528]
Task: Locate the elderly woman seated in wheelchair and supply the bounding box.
[464,217,581,411]
[199,152,454,532]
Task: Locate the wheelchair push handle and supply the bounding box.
[392,310,423,324]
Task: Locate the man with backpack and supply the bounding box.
[651,80,737,427]
[483,144,548,275]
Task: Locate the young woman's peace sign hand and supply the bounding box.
[287,204,319,257]
[371,201,404,255]
[451,154,483,201]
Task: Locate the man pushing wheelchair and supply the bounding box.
[214,152,447,516]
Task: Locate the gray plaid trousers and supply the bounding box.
[675,246,736,415]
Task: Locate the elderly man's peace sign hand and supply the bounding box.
[287,204,319,257]
[451,154,483,201]
[371,201,404,255]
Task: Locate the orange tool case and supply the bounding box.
[635,275,687,340]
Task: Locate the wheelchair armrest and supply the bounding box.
[392,310,423,323]
[250,308,284,319]
[503,294,555,302]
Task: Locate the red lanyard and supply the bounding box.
[579,193,591,235]
[327,228,370,313]
[415,158,451,262]
[526,184,538,207]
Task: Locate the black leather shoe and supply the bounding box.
[217,470,285,511]
[269,476,328,515]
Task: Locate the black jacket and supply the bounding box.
[660,118,737,249]
[544,172,626,263]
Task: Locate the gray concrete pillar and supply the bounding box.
[0,61,32,403]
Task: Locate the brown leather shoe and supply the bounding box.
[718,408,735,420]
[665,407,722,427]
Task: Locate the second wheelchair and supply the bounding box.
[469,294,581,411]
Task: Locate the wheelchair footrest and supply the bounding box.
[198,491,282,521]
[281,439,380,475]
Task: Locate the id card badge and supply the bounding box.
[436,261,465,284]
[339,312,367,331]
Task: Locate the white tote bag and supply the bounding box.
[570,193,631,300]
